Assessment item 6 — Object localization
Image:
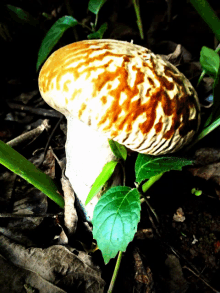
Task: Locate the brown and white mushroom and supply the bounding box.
[38,39,200,219]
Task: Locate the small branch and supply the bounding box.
[7,119,50,148]
[0,212,63,218]
[7,102,62,118]
[183,266,219,293]
[38,116,63,167]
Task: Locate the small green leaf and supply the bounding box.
[108,140,127,161]
[92,186,141,264]
[88,0,107,15]
[135,154,193,183]
[7,5,37,26]
[85,161,118,205]
[36,16,78,71]
[0,140,64,208]
[200,46,220,77]
[87,22,108,39]
[191,188,202,196]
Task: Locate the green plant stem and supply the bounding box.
[107,160,126,292]
[142,173,163,193]
[119,161,126,186]
[190,0,220,42]
[107,251,123,293]
[132,0,144,40]
[0,140,64,208]
[94,14,98,30]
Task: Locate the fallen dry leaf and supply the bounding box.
[0,234,105,293]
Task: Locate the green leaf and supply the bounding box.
[135,154,193,184]
[196,115,220,143]
[36,16,78,71]
[87,22,108,39]
[88,0,107,15]
[6,5,37,26]
[85,161,118,205]
[200,46,220,77]
[190,0,220,42]
[92,186,141,264]
[108,140,127,161]
[0,140,64,208]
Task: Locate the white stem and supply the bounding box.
[65,117,119,220]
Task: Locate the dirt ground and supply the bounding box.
[1,0,220,292]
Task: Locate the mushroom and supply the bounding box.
[38,39,200,219]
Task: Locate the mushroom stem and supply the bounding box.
[65,117,119,220]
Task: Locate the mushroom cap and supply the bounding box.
[39,39,200,155]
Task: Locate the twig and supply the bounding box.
[38,116,63,167]
[183,266,220,293]
[7,102,62,118]
[7,119,50,148]
[142,196,159,223]
[0,212,63,218]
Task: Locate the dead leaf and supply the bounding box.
[61,175,78,236]
[194,148,220,166]
[0,234,105,293]
[165,255,188,293]
[173,208,185,222]
[0,254,66,293]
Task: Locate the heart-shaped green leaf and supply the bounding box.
[92,186,141,263]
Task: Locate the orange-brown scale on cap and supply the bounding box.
[78,103,87,119]
[154,117,163,134]
[71,88,82,101]
[100,96,107,105]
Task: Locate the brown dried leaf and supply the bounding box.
[0,234,105,293]
[0,254,66,293]
[165,255,188,293]
[189,148,220,183]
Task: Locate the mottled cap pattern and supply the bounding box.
[39,39,200,155]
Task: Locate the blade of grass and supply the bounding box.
[0,140,64,208]
[190,0,220,42]
[132,0,144,40]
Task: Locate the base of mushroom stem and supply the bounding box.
[70,164,122,222]
[65,117,121,220]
